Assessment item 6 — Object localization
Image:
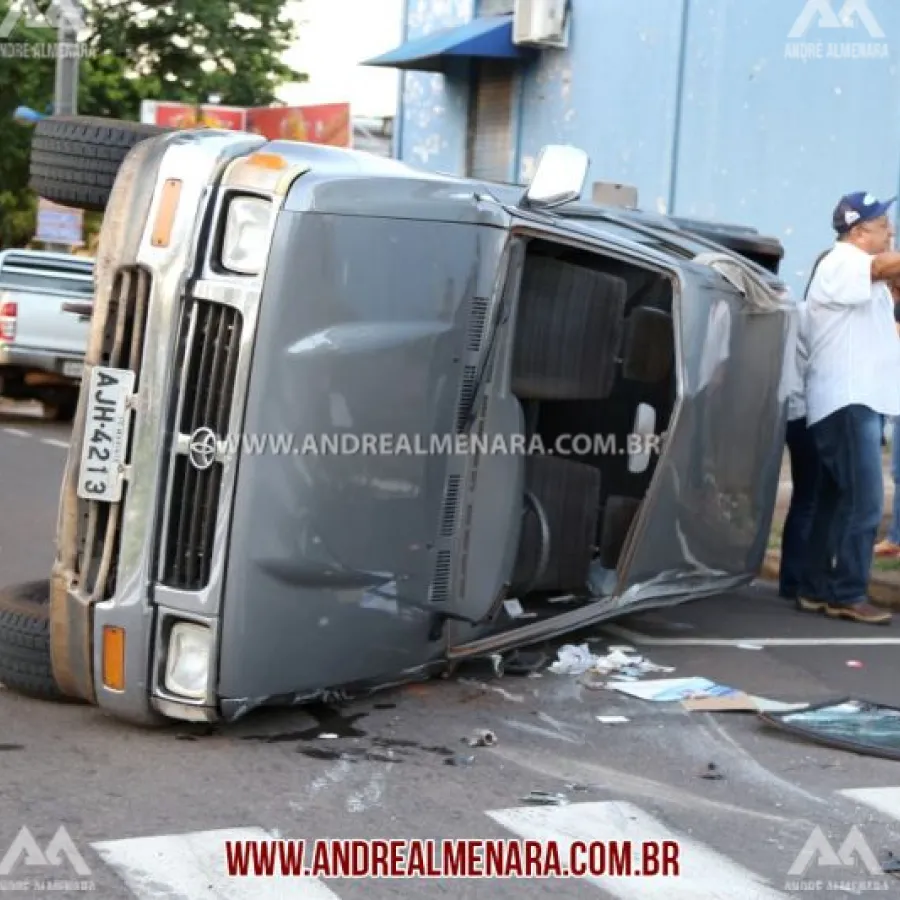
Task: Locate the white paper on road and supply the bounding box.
[603,677,807,713]
[604,676,738,702]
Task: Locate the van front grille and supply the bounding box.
[74,266,151,601]
[160,298,243,590]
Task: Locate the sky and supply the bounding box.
[277,0,405,119]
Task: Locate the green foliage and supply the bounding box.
[81,0,306,114]
[0,0,307,247]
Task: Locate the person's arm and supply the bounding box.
[871,251,900,282]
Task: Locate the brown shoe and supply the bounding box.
[797,595,827,613]
[825,601,892,625]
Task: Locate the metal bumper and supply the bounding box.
[0,344,82,377]
[49,129,265,725]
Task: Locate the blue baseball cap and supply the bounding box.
[833,191,896,233]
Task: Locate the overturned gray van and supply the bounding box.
[0,117,794,726]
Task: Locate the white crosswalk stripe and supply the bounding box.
[838,786,900,823]
[88,799,802,899]
[81,789,900,897]
[486,800,790,899]
[91,828,342,899]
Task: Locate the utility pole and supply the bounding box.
[43,1,84,253]
[53,0,82,115]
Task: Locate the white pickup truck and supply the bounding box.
[0,249,92,421]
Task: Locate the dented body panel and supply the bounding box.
[46,129,795,725]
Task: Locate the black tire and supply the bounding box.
[511,456,602,594]
[44,390,79,423]
[29,115,171,212]
[0,580,74,703]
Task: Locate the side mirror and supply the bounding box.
[520,144,589,210]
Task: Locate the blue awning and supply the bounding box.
[362,15,528,72]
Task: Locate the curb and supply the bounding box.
[760,551,900,611]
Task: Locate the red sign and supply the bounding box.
[142,101,248,131]
[247,103,350,147]
[140,100,350,147]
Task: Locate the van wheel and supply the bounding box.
[29,116,171,213]
[0,580,74,703]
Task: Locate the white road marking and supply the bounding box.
[486,800,790,898]
[839,787,900,823]
[1,427,30,437]
[41,438,69,448]
[91,828,342,899]
[603,624,900,647]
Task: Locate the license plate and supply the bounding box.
[76,366,136,503]
[62,361,83,379]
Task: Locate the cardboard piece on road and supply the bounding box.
[605,676,808,713]
[683,695,809,714]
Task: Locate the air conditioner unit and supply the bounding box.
[513,0,570,49]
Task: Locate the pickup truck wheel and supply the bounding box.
[0,580,74,703]
[29,116,171,213]
[43,392,78,423]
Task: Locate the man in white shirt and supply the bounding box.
[798,191,900,625]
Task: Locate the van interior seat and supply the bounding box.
[510,257,627,401]
[504,248,679,597]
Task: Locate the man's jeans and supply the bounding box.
[779,418,820,598]
[888,415,900,544]
[799,404,884,607]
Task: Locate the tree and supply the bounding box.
[81,0,305,114]
[0,0,307,247]
[0,5,55,246]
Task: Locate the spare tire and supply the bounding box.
[0,579,77,703]
[29,115,172,213]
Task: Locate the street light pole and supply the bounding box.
[53,0,82,115]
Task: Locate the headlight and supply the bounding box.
[220,196,272,275]
[164,622,211,699]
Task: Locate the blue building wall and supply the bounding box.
[395,0,474,173]
[393,0,900,297]
[517,0,686,213]
[675,0,900,290]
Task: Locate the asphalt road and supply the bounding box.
[2,404,900,899]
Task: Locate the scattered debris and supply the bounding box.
[604,676,738,703]
[458,679,526,703]
[700,763,724,781]
[596,715,630,724]
[503,650,548,676]
[521,791,568,806]
[503,599,537,620]
[548,643,674,679]
[503,599,524,618]
[684,695,808,714]
[464,729,497,748]
[565,783,591,793]
[759,698,900,762]
[444,753,475,767]
[604,676,807,713]
[882,851,900,876]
